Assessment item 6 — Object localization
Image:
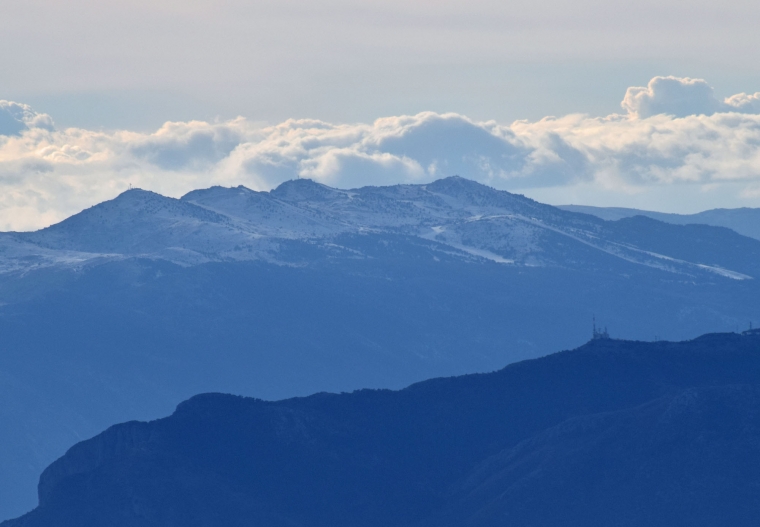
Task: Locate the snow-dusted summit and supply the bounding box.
[2,176,759,280]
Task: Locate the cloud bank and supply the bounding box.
[2,76,760,230]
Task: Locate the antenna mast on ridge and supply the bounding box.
[592,315,610,340]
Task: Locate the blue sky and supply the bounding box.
[2,0,760,229]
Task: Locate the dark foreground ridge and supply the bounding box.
[7,331,760,527]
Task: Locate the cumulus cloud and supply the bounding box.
[217,113,535,190]
[130,119,246,170]
[0,101,55,136]
[724,92,760,114]
[622,76,760,118]
[2,76,760,230]
[371,113,529,180]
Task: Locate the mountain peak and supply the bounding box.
[114,187,164,201]
[21,188,229,254]
[422,176,540,212]
[271,178,344,202]
[181,185,257,203]
[426,175,490,192]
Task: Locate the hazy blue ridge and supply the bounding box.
[559,204,760,241]
[5,331,760,526]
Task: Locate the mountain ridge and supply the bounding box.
[2,176,758,281]
[6,330,760,527]
[560,203,760,241]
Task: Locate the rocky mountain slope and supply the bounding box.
[6,330,760,527]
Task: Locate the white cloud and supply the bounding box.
[0,101,55,136]
[2,76,760,231]
[724,92,760,114]
[622,77,721,118]
[129,119,246,170]
[371,113,529,180]
[622,76,760,118]
[217,113,533,190]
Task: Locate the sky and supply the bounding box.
[2,0,760,230]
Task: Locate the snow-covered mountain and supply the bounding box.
[4,176,758,281]
[1,176,760,520]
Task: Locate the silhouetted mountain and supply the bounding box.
[6,331,760,527]
[2,177,760,519]
[560,204,760,241]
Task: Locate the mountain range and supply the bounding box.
[6,330,760,526]
[1,176,760,519]
[559,204,760,241]
[4,176,760,277]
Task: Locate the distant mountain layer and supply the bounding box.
[2,177,760,520]
[6,330,760,527]
[559,204,760,241]
[0,176,758,279]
